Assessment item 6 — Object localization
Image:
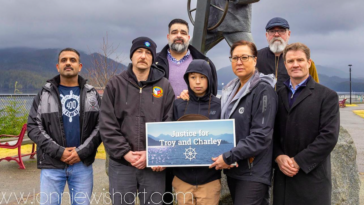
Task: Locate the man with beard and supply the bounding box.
[155,19,218,205]
[257,17,319,90]
[27,48,101,205]
[155,18,218,97]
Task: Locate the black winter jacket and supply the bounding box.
[27,75,101,169]
[221,71,277,185]
[257,47,289,90]
[155,44,218,96]
[273,78,339,205]
[100,64,175,166]
[173,60,221,185]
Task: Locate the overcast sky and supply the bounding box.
[1,0,363,77]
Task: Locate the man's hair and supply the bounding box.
[283,43,310,61]
[230,40,258,57]
[58,48,81,62]
[168,19,189,33]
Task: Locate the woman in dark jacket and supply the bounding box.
[210,40,277,205]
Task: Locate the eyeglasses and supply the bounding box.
[267,29,287,36]
[229,55,255,62]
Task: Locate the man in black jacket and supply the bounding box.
[273,43,339,205]
[100,37,175,205]
[155,18,218,97]
[27,48,101,205]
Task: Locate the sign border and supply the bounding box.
[146,119,236,167]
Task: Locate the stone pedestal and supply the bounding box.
[331,126,360,204]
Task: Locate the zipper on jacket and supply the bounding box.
[125,78,147,151]
[275,56,279,91]
[40,153,45,164]
[79,86,87,144]
[247,159,252,175]
[50,86,67,148]
[138,85,146,151]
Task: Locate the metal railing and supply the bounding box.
[338,94,364,103]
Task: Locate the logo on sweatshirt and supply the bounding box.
[152,86,163,98]
[239,107,244,114]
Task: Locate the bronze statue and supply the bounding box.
[188,0,260,54]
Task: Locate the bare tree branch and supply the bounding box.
[85,33,123,89]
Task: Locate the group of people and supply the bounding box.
[27,17,340,205]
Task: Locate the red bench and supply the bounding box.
[339,98,347,108]
[0,124,36,169]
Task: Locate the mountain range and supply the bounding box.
[217,65,364,92]
[0,47,362,92]
[0,47,126,91]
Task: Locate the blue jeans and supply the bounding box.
[40,162,93,205]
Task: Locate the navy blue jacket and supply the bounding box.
[173,60,221,185]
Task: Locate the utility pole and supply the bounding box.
[349,64,352,104]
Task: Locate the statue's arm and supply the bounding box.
[231,0,260,4]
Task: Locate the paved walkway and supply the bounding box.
[339,104,364,173]
[0,159,109,205]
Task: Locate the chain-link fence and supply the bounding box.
[0,94,36,113]
[0,94,36,134]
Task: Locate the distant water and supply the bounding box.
[148,144,233,166]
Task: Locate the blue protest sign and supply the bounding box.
[146,119,235,167]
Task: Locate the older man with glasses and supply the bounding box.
[256,17,319,90]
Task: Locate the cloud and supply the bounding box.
[0,0,363,75]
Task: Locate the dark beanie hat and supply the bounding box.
[130,37,157,62]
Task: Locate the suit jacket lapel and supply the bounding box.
[290,79,315,111]
[280,87,290,113]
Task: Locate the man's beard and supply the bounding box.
[268,37,287,54]
[61,66,78,78]
[169,38,189,53]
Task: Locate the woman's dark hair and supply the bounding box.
[230,40,257,57]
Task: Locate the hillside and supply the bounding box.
[217,65,364,92]
[0,47,126,90]
[0,47,362,92]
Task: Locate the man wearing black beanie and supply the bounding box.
[100,37,175,205]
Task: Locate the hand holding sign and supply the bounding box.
[209,155,231,170]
